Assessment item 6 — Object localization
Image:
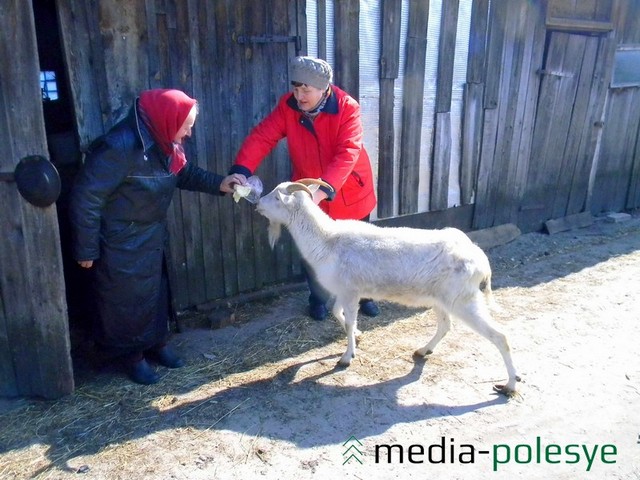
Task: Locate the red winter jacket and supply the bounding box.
[231,85,376,220]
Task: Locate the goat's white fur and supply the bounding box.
[256,181,520,395]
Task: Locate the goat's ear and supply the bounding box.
[306,184,321,195]
[278,189,298,205]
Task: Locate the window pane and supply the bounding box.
[612,48,640,88]
[40,70,59,101]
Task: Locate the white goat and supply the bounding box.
[256,179,520,396]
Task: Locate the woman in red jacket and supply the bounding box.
[230,56,380,321]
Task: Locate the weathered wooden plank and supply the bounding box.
[317,0,327,59]
[334,0,360,99]
[189,0,223,302]
[0,0,73,398]
[567,37,616,216]
[57,0,108,146]
[493,0,545,226]
[249,3,278,289]
[398,0,429,215]
[295,0,307,55]
[187,0,221,305]
[182,2,208,305]
[551,36,599,220]
[435,0,459,113]
[520,32,581,231]
[570,0,597,18]
[510,1,546,224]
[614,89,640,210]
[538,34,586,221]
[590,91,627,213]
[430,112,451,211]
[547,0,612,21]
[377,79,396,219]
[377,0,402,219]
[245,0,293,291]
[544,212,594,235]
[466,0,490,84]
[158,0,207,309]
[594,0,614,22]
[0,254,12,395]
[380,0,402,79]
[490,0,527,226]
[0,183,20,397]
[466,223,521,250]
[627,111,640,210]
[167,2,209,308]
[460,82,484,205]
[148,0,187,307]
[145,0,163,88]
[483,0,507,109]
[472,107,499,229]
[199,2,231,301]
[99,0,148,120]
[233,1,266,294]
[546,17,613,33]
[617,0,640,43]
[373,204,474,232]
[217,0,244,296]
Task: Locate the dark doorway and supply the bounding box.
[33,0,93,334]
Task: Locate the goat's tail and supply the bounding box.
[479,270,501,311]
[480,271,504,313]
[479,270,492,296]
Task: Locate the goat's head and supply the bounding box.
[256,178,332,248]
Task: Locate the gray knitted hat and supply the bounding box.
[289,56,333,91]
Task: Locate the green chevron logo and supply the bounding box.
[343,435,364,464]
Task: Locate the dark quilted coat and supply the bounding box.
[70,100,224,355]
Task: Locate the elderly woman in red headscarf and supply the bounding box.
[70,89,245,385]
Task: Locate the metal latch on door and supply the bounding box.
[236,34,301,52]
[537,69,574,78]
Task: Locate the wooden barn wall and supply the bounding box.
[0,0,73,398]
[57,0,300,310]
[49,0,640,313]
[466,0,640,232]
[590,0,640,213]
[365,0,628,231]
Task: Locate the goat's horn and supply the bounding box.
[296,177,335,193]
[285,183,313,198]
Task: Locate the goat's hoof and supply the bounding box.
[493,384,520,398]
[413,349,432,358]
[337,354,354,367]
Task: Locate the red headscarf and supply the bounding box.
[138,89,197,175]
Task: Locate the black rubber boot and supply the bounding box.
[359,299,380,317]
[147,345,185,369]
[127,357,161,385]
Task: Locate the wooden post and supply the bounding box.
[0,0,73,398]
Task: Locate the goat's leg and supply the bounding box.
[333,299,359,367]
[453,297,520,396]
[414,307,450,357]
[332,301,362,340]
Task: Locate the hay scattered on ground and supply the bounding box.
[3,212,639,479]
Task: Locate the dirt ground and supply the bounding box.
[1,212,640,480]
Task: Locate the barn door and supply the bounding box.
[519,31,610,232]
[0,1,73,398]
